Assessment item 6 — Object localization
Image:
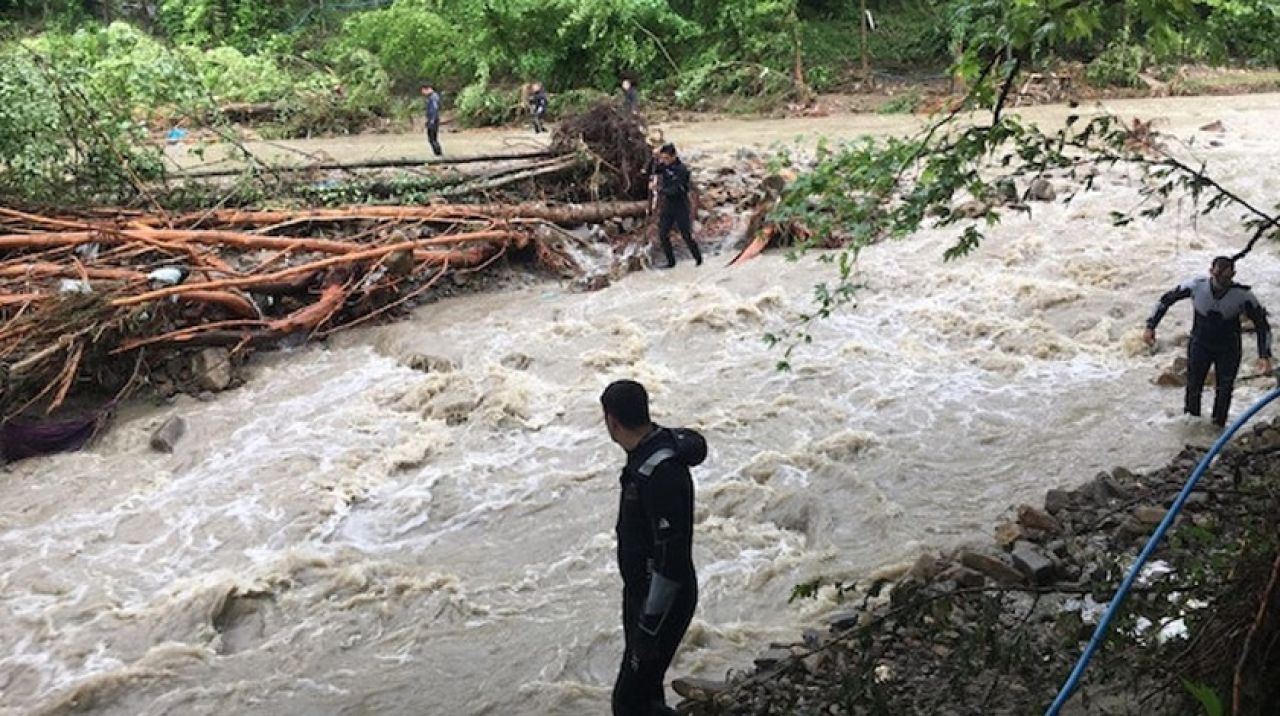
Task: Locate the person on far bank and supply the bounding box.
[601,380,706,716]
[650,143,702,269]
[420,82,442,156]
[1144,255,1273,427]
[621,78,638,115]
[529,81,549,134]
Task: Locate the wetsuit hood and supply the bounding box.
[669,427,707,467]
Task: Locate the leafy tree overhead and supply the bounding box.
[763,0,1280,366]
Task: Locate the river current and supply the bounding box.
[4,94,1280,715]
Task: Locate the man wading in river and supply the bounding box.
[650,143,702,269]
[1144,256,1273,426]
[602,380,706,716]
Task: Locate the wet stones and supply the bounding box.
[958,550,1026,586]
[1017,504,1063,535]
[149,415,186,453]
[192,347,233,392]
[1010,541,1055,585]
[1028,178,1057,202]
[1132,504,1167,526]
[500,352,533,370]
[405,353,458,374]
[1044,488,1072,515]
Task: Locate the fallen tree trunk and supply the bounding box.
[154,201,649,228]
[112,232,513,307]
[173,150,559,179]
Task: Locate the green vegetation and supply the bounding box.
[0,0,1278,205]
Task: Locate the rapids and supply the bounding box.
[4,94,1280,715]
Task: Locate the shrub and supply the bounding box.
[1085,42,1149,88]
[454,82,521,127]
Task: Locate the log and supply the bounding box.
[179,290,260,319]
[439,155,582,197]
[0,227,517,262]
[173,150,558,179]
[0,262,144,282]
[112,233,512,307]
[157,201,649,228]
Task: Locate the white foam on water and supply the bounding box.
[4,94,1280,714]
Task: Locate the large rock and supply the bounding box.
[937,564,985,589]
[1086,473,1129,503]
[906,552,946,581]
[149,416,186,453]
[1017,505,1063,534]
[192,348,233,392]
[1028,178,1056,201]
[1044,489,1072,514]
[1010,541,1056,585]
[959,550,1027,585]
[405,354,458,374]
[754,647,792,669]
[1133,505,1167,526]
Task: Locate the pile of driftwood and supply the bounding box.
[0,104,657,426]
[0,200,648,420]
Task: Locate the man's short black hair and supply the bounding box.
[601,380,651,429]
[659,143,677,156]
[1212,255,1235,270]
[421,82,433,90]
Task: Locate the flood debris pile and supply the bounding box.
[0,103,667,431]
[678,419,1280,715]
[551,102,654,201]
[0,202,656,420]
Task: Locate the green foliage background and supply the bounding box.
[0,0,1277,204]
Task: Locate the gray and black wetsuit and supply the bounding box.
[613,426,706,716]
[1147,276,1272,425]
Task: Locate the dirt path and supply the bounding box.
[166,92,1280,173]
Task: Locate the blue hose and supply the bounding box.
[1045,386,1280,715]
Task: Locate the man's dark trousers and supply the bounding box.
[427,123,442,156]
[656,200,700,267]
[1186,339,1242,426]
[611,581,697,715]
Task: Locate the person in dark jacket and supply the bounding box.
[650,143,702,268]
[621,78,638,115]
[420,82,442,156]
[1144,256,1273,426]
[529,82,548,133]
[601,379,706,716]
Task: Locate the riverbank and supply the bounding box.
[675,414,1280,714]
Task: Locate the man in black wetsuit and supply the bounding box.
[650,143,702,269]
[420,82,442,156]
[601,380,706,716]
[1144,256,1273,426]
[529,81,548,134]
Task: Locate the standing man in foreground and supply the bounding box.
[651,143,702,268]
[602,380,706,716]
[420,82,442,156]
[1144,255,1273,426]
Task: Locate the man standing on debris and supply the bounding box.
[621,78,638,115]
[529,81,549,134]
[421,82,442,156]
[1144,256,1273,426]
[650,143,702,268]
[602,380,705,716]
